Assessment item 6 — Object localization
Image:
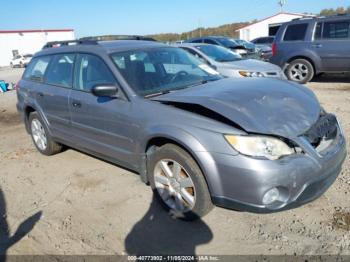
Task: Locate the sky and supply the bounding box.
[1,0,349,38]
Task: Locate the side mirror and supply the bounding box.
[91,85,119,98]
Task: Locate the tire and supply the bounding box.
[285,59,314,84]
[148,144,213,221]
[29,112,63,156]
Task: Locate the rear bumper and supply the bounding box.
[205,128,347,213]
[269,55,285,68]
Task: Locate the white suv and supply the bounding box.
[10,54,33,68]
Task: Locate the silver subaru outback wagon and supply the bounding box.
[16,40,347,221]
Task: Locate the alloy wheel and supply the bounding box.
[290,63,309,82]
[154,159,196,212]
[31,119,47,151]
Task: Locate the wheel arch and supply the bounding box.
[141,132,218,196]
[23,104,52,136]
[24,105,36,133]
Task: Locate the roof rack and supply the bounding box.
[294,13,350,21]
[291,17,315,21]
[42,40,98,49]
[79,35,157,42]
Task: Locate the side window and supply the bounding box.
[45,54,75,88]
[283,23,308,41]
[267,37,274,44]
[74,54,116,92]
[203,39,217,45]
[191,39,203,43]
[323,21,349,39]
[254,38,262,44]
[23,56,51,82]
[314,22,322,40]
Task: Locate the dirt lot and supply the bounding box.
[0,68,349,256]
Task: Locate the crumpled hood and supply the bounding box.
[153,78,321,138]
[223,59,281,72]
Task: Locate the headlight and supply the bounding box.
[239,71,265,77]
[224,135,295,160]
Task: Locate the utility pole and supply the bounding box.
[198,18,202,37]
[278,0,287,12]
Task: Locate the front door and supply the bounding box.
[68,53,137,169]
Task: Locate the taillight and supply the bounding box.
[272,43,277,56]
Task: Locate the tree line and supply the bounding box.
[81,6,350,42]
[319,6,350,16]
[148,22,249,42]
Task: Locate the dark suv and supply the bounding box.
[270,15,350,83]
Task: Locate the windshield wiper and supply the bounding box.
[217,59,239,62]
[144,90,171,98]
[144,78,220,98]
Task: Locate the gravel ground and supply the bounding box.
[0,68,349,256]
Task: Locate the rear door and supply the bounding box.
[312,19,350,72]
[68,53,137,169]
[22,54,73,140]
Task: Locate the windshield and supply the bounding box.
[216,38,238,48]
[196,45,242,62]
[111,47,221,97]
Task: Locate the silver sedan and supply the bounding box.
[176,43,286,79]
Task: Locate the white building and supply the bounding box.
[0,29,75,67]
[237,12,314,41]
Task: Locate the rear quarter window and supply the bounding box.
[323,20,350,39]
[45,54,75,88]
[23,56,51,82]
[283,23,308,41]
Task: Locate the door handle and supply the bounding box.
[312,43,322,48]
[72,100,82,108]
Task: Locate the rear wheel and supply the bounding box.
[286,59,314,84]
[29,112,63,155]
[148,144,213,221]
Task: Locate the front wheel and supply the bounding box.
[285,59,314,84]
[148,144,213,221]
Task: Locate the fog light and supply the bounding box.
[262,188,280,205]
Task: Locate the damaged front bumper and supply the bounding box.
[209,123,347,213]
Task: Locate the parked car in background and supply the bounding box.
[185,36,247,56]
[251,36,275,61]
[17,40,346,220]
[177,43,285,79]
[232,39,256,55]
[270,14,350,84]
[257,45,273,61]
[251,36,275,47]
[10,54,33,68]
